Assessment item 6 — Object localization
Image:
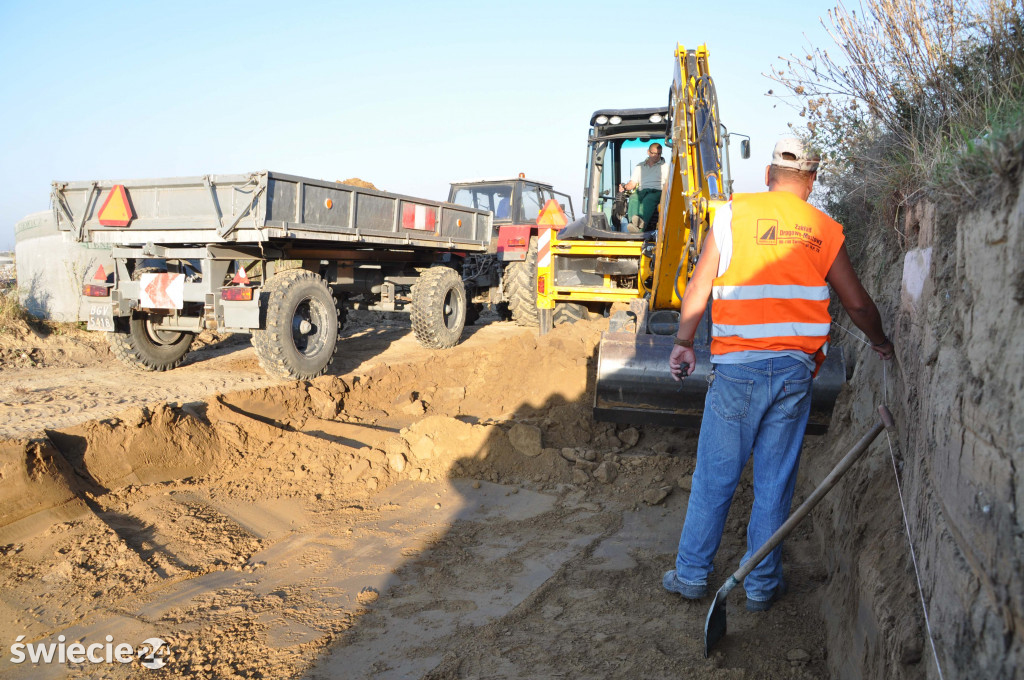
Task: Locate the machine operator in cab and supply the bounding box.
[620,142,668,232]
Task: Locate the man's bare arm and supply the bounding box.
[669,231,720,378]
[678,230,719,339]
[825,243,893,358]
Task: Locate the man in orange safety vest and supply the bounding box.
[662,138,895,611]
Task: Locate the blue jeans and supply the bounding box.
[673,357,813,601]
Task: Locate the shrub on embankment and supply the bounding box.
[769,0,1024,254]
[768,1,1024,678]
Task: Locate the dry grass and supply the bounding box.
[766,0,1024,241]
[0,286,85,339]
[0,288,31,335]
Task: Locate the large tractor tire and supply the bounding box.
[410,266,467,349]
[553,302,588,326]
[503,235,540,327]
[108,267,195,371]
[252,269,340,379]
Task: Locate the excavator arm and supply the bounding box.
[642,44,728,311]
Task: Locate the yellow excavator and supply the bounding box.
[539,44,845,433]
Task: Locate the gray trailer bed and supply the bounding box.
[52,171,492,251]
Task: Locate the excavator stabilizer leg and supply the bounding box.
[593,332,846,435]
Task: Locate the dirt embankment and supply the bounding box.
[0,315,835,679]
[811,178,1024,679]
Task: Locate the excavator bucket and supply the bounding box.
[593,332,846,435]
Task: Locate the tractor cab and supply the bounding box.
[448,177,575,261]
[448,177,574,227]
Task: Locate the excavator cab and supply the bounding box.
[582,109,671,236]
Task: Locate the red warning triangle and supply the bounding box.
[93,265,107,281]
[97,185,134,227]
[536,199,568,227]
[231,265,250,285]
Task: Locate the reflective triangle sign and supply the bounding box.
[97,185,134,227]
[536,199,568,227]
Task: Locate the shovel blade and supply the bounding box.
[704,586,730,657]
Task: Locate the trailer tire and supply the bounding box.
[553,302,588,326]
[504,236,540,327]
[108,315,195,371]
[108,267,195,371]
[252,269,340,379]
[410,266,466,349]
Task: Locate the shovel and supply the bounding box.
[703,404,896,657]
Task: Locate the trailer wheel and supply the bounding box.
[553,302,588,326]
[108,315,195,371]
[504,236,540,327]
[108,267,195,371]
[252,269,340,379]
[410,266,466,349]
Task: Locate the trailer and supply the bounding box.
[52,171,496,379]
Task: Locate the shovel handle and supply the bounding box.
[729,405,892,584]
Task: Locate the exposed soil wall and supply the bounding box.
[808,178,1023,678]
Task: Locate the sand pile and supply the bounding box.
[336,178,378,190]
[1,317,701,529]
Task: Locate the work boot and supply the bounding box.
[745,581,788,612]
[662,570,707,599]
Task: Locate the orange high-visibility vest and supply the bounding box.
[711,192,845,364]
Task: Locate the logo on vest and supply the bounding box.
[756,220,778,245]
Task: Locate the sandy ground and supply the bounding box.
[0,311,832,679]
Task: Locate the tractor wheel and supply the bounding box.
[504,236,540,327]
[252,269,340,379]
[108,266,195,371]
[410,266,467,349]
[553,302,588,326]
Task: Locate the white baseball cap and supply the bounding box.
[772,138,820,172]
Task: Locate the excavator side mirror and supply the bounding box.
[740,139,750,159]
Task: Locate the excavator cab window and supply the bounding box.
[593,137,668,230]
[618,137,668,184]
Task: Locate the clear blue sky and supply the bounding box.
[0,0,842,250]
